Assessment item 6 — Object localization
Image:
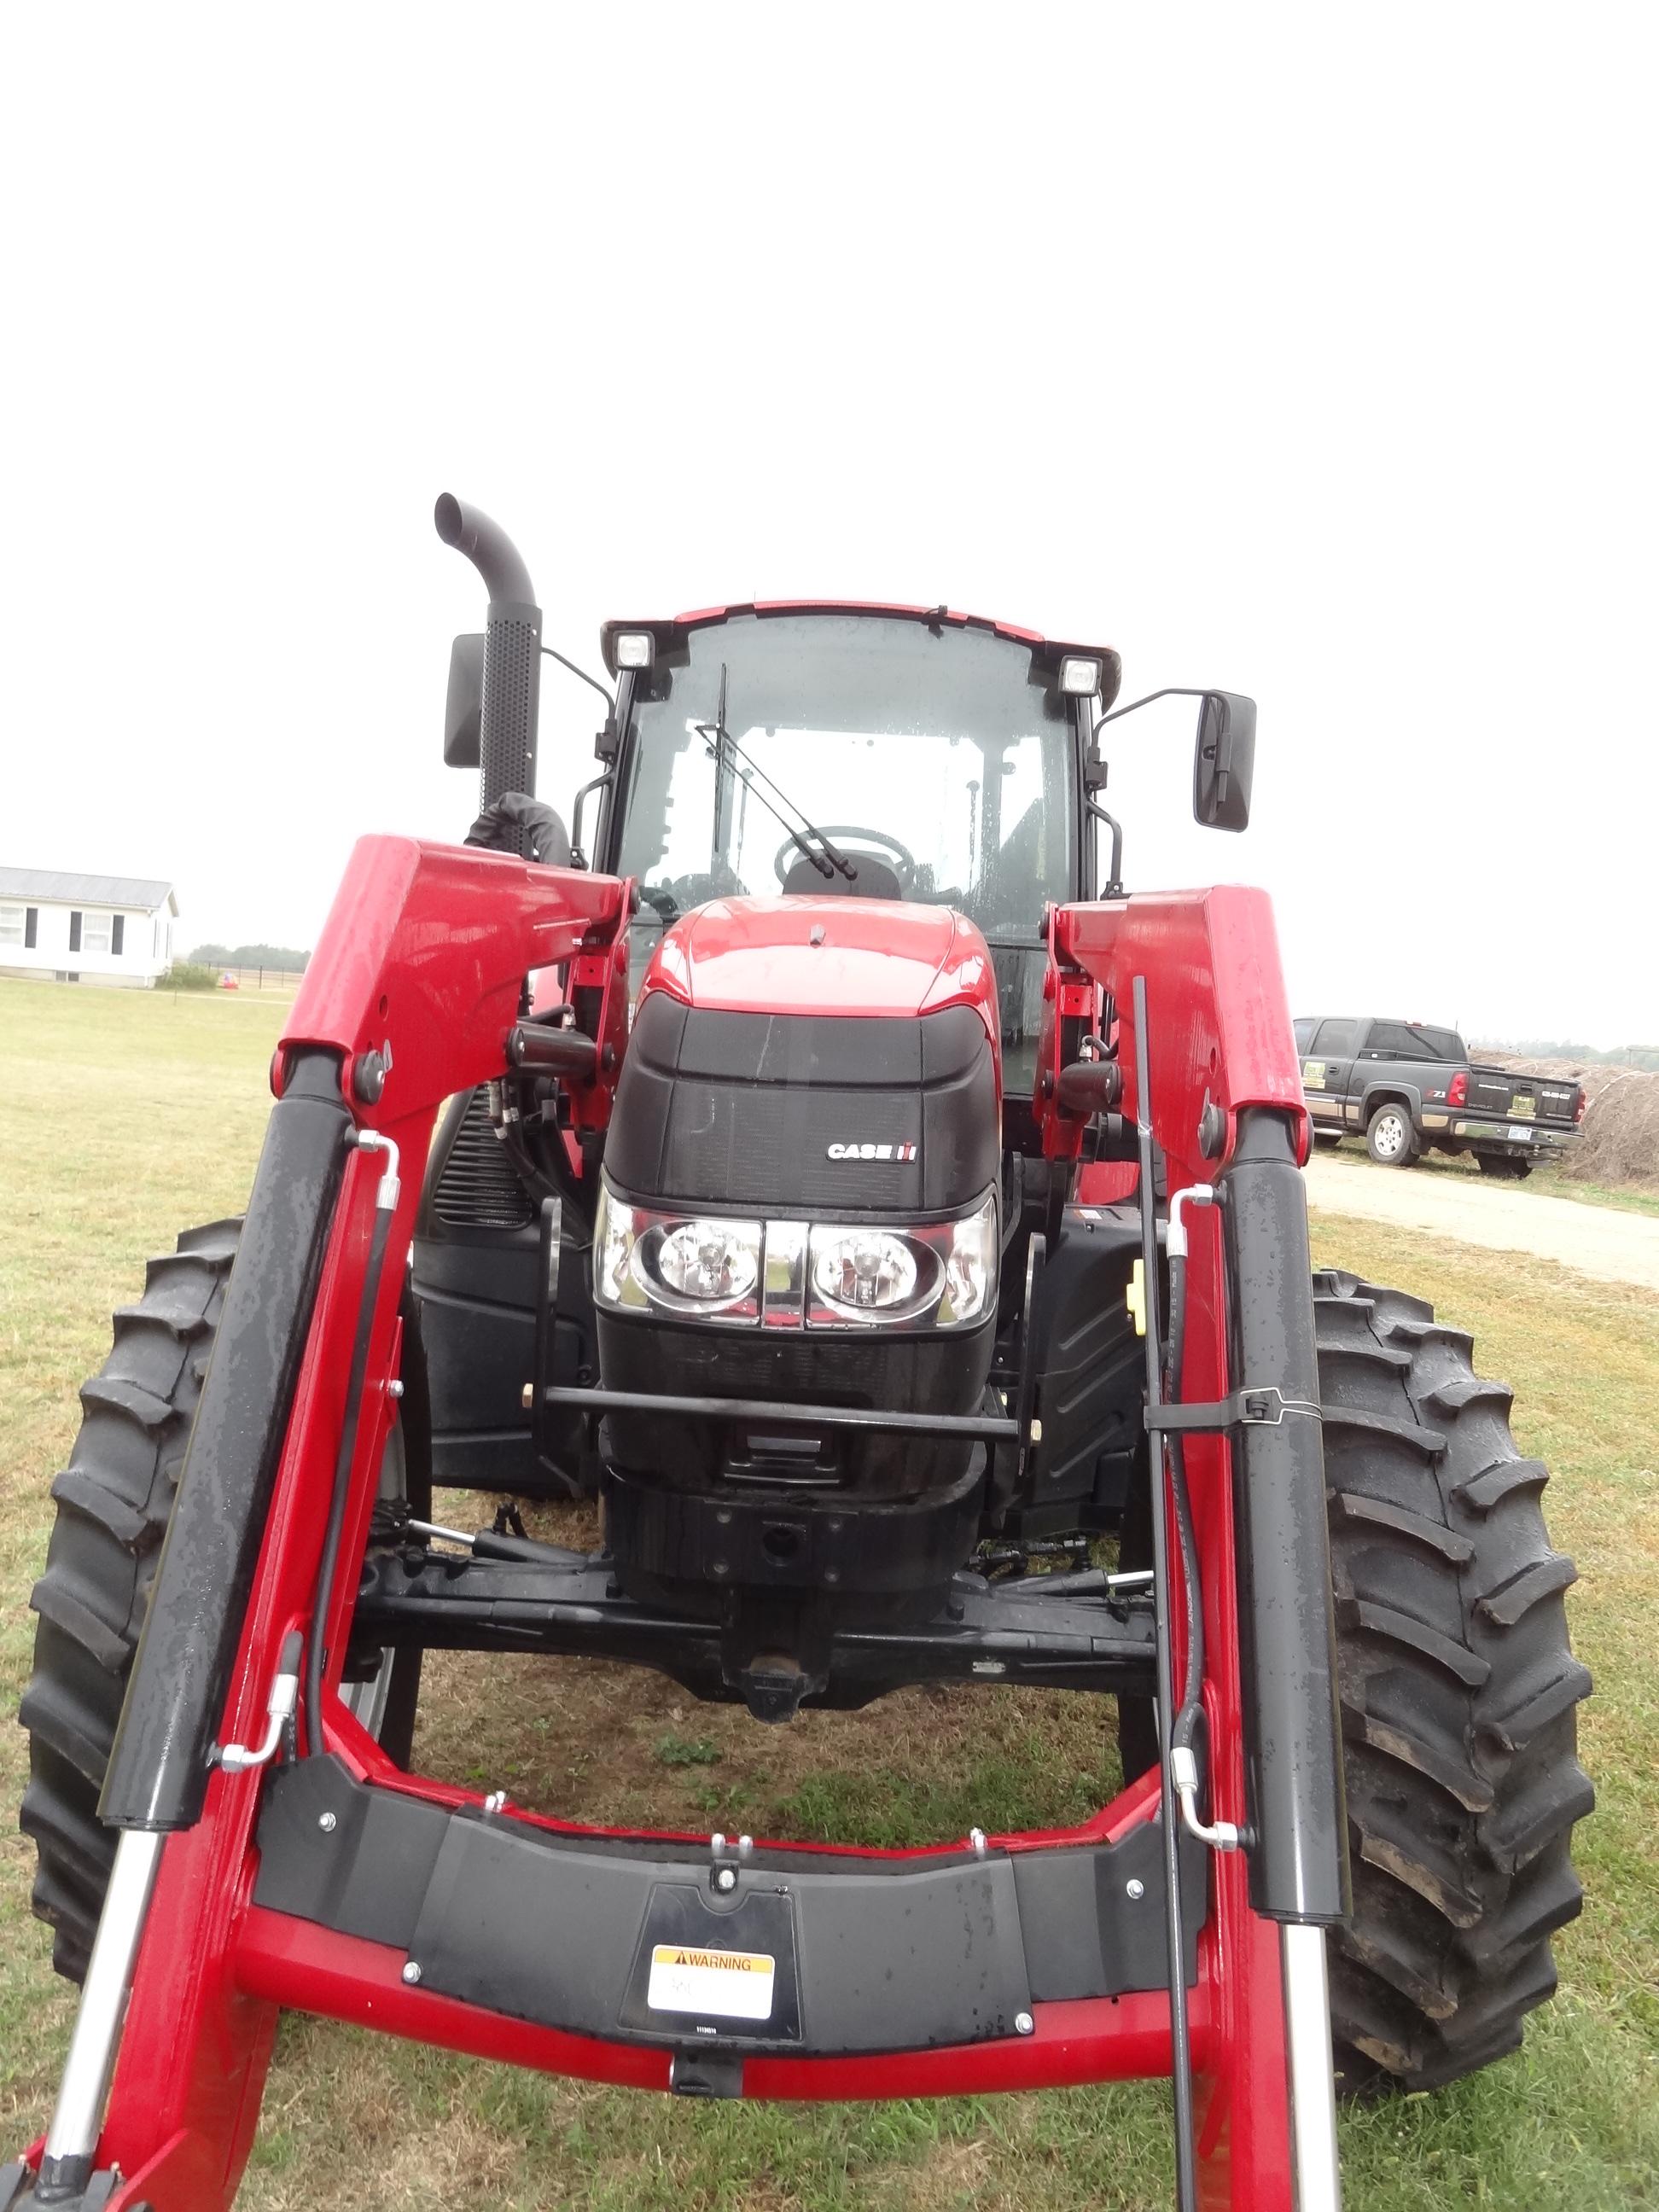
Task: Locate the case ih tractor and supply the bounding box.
[10,498,1592,2211]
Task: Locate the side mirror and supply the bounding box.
[444,633,485,768]
[1193,691,1255,832]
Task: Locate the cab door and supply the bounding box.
[1302,1017,1363,1128]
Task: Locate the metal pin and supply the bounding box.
[483,1790,509,1815]
[387,1378,405,1400]
[402,1960,422,1985]
[714,1866,737,1894]
[1015,2011,1035,2036]
[1126,1877,1145,1901]
[969,1827,987,1856]
[317,1811,337,1833]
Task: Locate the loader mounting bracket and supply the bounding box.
[1145,1387,1323,1434]
[0,2163,138,2210]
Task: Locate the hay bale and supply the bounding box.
[1473,1048,1659,1188]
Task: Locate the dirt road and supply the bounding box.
[1302,1154,1659,1293]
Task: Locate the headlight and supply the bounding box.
[594,1187,762,1322]
[810,1228,934,1323]
[596,1183,997,1332]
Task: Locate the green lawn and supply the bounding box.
[2,976,1655,2208]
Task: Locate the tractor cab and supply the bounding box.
[596,602,1112,1107]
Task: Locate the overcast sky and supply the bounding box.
[2,5,1653,1046]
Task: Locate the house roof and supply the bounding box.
[0,867,178,915]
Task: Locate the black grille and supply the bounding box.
[606,998,998,1216]
[432,1091,536,1231]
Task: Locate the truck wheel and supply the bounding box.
[1115,1268,1592,2097]
[1365,1102,1418,1167]
[18,1222,427,1983]
[1314,1268,1592,2094]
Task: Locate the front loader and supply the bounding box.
[10,498,1592,2210]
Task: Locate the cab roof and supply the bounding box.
[600,599,1123,707]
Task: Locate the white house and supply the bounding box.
[0,868,179,988]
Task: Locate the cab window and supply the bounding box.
[1312,1018,1362,1057]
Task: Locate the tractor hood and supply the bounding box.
[636,897,1000,1051]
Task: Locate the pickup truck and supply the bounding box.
[1292,1016,1585,1176]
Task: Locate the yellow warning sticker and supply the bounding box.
[648,1942,776,2022]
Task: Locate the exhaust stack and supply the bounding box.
[434,493,543,841]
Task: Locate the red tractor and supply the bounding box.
[10,498,1592,2210]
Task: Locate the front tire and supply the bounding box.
[19,1221,427,1982]
[1314,1269,1592,2093]
[1365,1102,1419,1167]
[1115,1267,1592,2097]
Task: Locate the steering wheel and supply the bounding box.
[771,825,917,891]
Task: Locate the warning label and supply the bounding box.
[647,1942,777,2022]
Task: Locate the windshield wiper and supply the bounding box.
[696,666,857,882]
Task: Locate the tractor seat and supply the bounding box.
[780,853,903,899]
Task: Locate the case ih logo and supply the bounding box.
[826,1141,918,1162]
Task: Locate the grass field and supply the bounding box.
[2,976,1656,2209]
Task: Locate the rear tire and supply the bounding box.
[1365,1102,1419,1167]
[1115,1267,1592,2097]
[19,1221,428,1982]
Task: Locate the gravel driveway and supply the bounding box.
[1302,1153,1659,1293]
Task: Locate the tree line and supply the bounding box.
[187,943,311,973]
[1489,1038,1659,1074]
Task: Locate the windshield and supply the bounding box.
[615,612,1076,938]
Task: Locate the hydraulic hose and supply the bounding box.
[1162,1249,1206,1756]
[1129,976,1199,2212]
[1163,1185,1244,1855]
[304,1137,400,1759]
[493,1078,593,1239]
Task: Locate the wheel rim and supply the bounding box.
[1374,1113,1406,1158]
[341,1420,404,1739]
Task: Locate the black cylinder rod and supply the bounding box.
[1221,1107,1350,1925]
[101,1051,352,1831]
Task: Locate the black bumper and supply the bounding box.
[253,1758,1205,2064]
